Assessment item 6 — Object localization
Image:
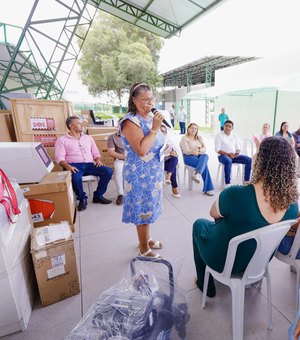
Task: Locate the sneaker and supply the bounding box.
[191,172,201,183]
[93,196,112,204]
[116,195,123,206]
[172,188,181,198]
[224,184,231,189]
[78,199,87,211]
[204,191,214,196]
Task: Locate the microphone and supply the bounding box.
[151,108,171,128]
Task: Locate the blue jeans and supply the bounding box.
[183,154,214,192]
[218,154,252,184]
[70,162,113,201]
[278,236,300,259]
[164,156,178,188]
[179,122,186,134]
[171,119,175,128]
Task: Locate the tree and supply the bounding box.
[77,12,164,106]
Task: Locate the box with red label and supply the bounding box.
[30,117,56,131]
[10,98,73,141]
[33,134,57,147]
[20,172,76,232]
[30,222,80,306]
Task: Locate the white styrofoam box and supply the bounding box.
[0,179,34,336]
[0,251,33,336]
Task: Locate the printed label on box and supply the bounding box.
[51,254,66,268]
[47,265,65,279]
[32,212,44,223]
[31,117,47,130]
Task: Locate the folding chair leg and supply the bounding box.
[231,282,245,340]
[188,174,193,190]
[87,181,93,196]
[201,268,209,309]
[296,268,300,311]
[266,269,272,330]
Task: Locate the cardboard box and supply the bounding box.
[90,133,115,168]
[10,98,73,140]
[87,126,118,135]
[31,223,80,306]
[0,111,17,142]
[45,146,63,172]
[21,171,76,231]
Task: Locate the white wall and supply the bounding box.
[213,90,300,138]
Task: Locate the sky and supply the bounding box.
[1,0,300,102]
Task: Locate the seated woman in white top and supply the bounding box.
[180,123,214,196]
[253,123,272,150]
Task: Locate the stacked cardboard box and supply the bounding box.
[87,126,118,135]
[90,133,115,168]
[0,111,17,142]
[10,98,74,171]
[21,171,76,232]
[31,222,80,306]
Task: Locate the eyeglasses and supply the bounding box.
[136,97,154,103]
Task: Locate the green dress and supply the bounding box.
[193,185,298,296]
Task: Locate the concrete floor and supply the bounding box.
[4,133,299,340]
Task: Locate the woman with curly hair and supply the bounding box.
[193,136,299,297]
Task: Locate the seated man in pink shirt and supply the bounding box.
[55,116,113,211]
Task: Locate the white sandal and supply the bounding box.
[148,237,163,249]
[139,248,161,258]
[137,237,163,250]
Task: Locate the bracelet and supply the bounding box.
[150,129,157,134]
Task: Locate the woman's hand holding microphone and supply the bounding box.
[151,111,165,134]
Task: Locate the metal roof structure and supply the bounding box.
[0,23,61,99]
[0,1,99,108]
[87,0,227,38]
[0,0,228,108]
[163,56,257,87]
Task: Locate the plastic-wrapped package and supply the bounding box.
[66,257,190,340]
[0,178,34,336]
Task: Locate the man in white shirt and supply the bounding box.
[215,120,252,187]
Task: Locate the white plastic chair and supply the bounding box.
[183,164,195,190]
[275,221,300,310]
[201,219,297,340]
[82,175,98,196]
[216,163,241,185]
[180,148,201,190]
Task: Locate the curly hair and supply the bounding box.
[250,136,298,212]
[127,83,151,114]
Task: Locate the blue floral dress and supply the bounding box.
[120,113,165,225]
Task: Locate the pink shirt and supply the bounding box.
[55,134,100,164]
[252,133,271,145]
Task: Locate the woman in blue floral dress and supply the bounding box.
[121,83,165,258]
